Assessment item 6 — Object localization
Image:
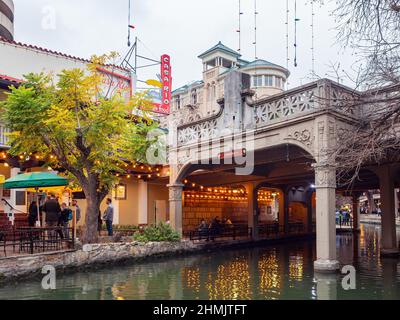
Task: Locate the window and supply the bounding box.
[275,77,282,88]
[191,89,197,105]
[175,95,181,110]
[265,75,274,87]
[253,75,263,87]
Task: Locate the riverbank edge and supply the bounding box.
[0,234,315,285]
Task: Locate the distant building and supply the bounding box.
[0,0,14,40]
[170,42,290,124]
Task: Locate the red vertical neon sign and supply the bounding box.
[160,54,172,115]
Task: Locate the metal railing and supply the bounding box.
[188,225,252,241]
[0,226,75,257]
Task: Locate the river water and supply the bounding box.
[0,224,399,300]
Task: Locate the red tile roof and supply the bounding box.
[0,73,23,84]
[0,36,130,73]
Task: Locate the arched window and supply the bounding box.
[191,89,198,105]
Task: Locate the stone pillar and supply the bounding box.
[306,191,314,233]
[366,191,377,213]
[138,181,148,225]
[314,164,339,272]
[245,183,258,240]
[283,188,290,234]
[352,194,361,233]
[376,165,399,257]
[168,183,184,237]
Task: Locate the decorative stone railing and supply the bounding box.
[177,110,223,147]
[176,79,362,147]
[252,82,319,127]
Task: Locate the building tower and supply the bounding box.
[0,0,14,41]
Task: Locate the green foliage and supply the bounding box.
[101,224,138,231]
[133,222,181,243]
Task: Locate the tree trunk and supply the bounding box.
[82,195,101,244]
[76,172,109,244]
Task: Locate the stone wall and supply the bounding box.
[0,241,198,283]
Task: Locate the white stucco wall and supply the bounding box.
[0,39,134,100]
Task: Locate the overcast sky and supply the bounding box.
[13,0,357,89]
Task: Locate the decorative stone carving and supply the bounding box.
[286,129,314,148]
[254,86,318,126]
[168,184,184,202]
[178,117,221,146]
[314,164,337,189]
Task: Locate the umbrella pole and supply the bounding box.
[36,187,41,227]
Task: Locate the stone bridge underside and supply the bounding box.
[166,73,400,272]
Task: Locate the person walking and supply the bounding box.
[102,198,114,236]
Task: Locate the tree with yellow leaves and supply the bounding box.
[1,54,157,243]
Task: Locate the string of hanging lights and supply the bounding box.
[182,179,249,202]
[0,151,169,181]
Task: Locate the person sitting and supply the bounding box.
[198,219,209,239]
[225,218,233,228]
[209,216,222,240]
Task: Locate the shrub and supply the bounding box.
[133,222,181,243]
[101,224,138,231]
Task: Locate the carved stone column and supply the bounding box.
[314,164,339,272]
[245,183,258,240]
[168,183,184,237]
[375,165,399,257]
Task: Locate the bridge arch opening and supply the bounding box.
[173,143,317,239]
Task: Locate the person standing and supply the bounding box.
[72,200,81,224]
[102,198,114,236]
[42,194,61,228]
[28,200,38,227]
[59,203,71,239]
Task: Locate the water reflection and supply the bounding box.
[0,224,399,300]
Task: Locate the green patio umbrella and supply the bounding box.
[4,172,68,190]
[3,172,69,226]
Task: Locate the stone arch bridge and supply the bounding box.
[166,72,400,272]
